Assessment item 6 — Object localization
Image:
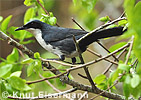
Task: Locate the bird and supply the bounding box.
[15,20,126,63]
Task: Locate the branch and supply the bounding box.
[125,36,134,64]
[72,35,96,90]
[0,31,33,57]
[39,74,61,93]
[87,48,118,65]
[36,0,60,27]
[78,17,127,42]
[102,48,127,74]
[71,18,119,62]
[0,30,128,100]
[68,43,130,72]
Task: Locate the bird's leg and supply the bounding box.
[72,57,76,64]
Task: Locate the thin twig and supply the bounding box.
[72,17,85,31]
[125,36,134,64]
[0,31,34,57]
[1,30,130,100]
[87,48,118,65]
[96,41,119,61]
[90,73,126,100]
[78,73,88,79]
[39,74,61,93]
[41,58,77,67]
[26,71,68,85]
[71,18,119,63]
[87,48,101,57]
[72,35,97,90]
[68,43,130,72]
[43,68,67,71]
[78,17,127,43]
[131,58,138,67]
[71,17,119,61]
[102,48,127,75]
[36,0,60,27]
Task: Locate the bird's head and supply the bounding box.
[15,20,45,34]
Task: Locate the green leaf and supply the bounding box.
[0,15,12,32]
[131,74,140,88]
[99,16,110,22]
[20,40,35,44]
[34,52,40,59]
[130,83,141,99]
[93,74,106,84]
[132,2,141,62]
[109,69,121,84]
[118,64,130,72]
[24,7,35,24]
[82,0,98,13]
[118,20,128,26]
[123,74,131,99]
[68,74,74,80]
[24,0,35,6]
[106,24,118,29]
[124,74,131,84]
[123,82,130,99]
[109,42,126,52]
[27,63,34,77]
[8,76,31,91]
[31,60,41,74]
[0,64,13,77]
[48,17,57,25]
[0,16,3,22]
[0,80,7,99]
[7,48,19,63]
[41,13,57,25]
[10,71,21,77]
[21,58,34,64]
[43,72,55,84]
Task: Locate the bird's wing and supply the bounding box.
[42,26,88,43]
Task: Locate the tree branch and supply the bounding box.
[72,35,96,90]
[0,30,129,100]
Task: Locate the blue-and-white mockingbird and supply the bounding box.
[15,20,126,63]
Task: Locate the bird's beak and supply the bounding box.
[15,26,27,31]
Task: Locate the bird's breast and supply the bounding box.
[30,29,64,56]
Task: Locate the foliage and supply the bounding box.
[0,0,141,100]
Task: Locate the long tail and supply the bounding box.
[78,27,127,49]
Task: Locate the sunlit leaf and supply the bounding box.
[24,7,35,24]
[0,16,3,22]
[0,15,12,32]
[99,16,110,22]
[10,71,21,77]
[8,76,31,91]
[0,64,13,77]
[7,48,19,63]
[131,74,140,88]
[93,74,106,84]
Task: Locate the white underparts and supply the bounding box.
[26,28,64,57]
